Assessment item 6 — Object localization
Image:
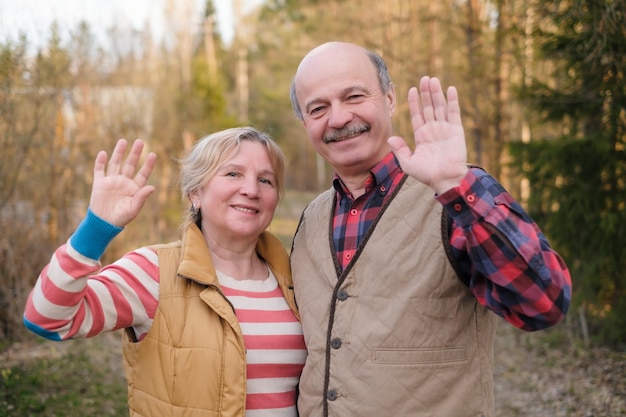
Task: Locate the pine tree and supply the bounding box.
[509,0,626,347]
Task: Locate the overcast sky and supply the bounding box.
[0,0,259,48]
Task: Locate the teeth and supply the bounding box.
[233,206,256,213]
[335,133,357,142]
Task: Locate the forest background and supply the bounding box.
[0,0,625,413]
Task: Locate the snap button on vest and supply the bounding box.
[327,389,338,401]
[337,289,348,300]
[330,337,342,349]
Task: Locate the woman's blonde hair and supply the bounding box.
[179,127,285,230]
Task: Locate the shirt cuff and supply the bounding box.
[436,168,495,227]
[69,208,123,260]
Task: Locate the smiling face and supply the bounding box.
[293,42,396,179]
[191,140,279,244]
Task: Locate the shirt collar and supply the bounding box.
[332,152,403,198]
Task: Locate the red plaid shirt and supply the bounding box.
[332,152,571,331]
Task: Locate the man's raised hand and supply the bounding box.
[388,76,468,194]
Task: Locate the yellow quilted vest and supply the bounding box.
[122,224,297,417]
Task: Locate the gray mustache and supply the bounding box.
[323,125,370,143]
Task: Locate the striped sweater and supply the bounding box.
[217,271,306,416]
[23,210,306,416]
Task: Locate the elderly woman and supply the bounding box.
[24,127,306,417]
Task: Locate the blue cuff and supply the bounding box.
[23,316,62,341]
[69,208,123,260]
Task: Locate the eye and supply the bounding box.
[308,105,326,118]
[225,171,239,178]
[259,178,274,186]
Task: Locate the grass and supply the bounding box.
[0,334,128,417]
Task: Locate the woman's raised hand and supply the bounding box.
[89,139,157,227]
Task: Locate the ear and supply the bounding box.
[387,83,397,116]
[189,190,200,208]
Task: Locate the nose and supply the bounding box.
[328,103,353,128]
[240,176,260,197]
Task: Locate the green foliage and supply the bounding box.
[0,348,127,417]
[189,53,236,133]
[510,136,621,256]
[599,296,626,348]
[510,0,626,348]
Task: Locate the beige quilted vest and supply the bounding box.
[121,224,298,417]
[291,176,497,417]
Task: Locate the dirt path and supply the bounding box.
[494,321,626,417]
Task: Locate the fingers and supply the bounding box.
[446,86,463,127]
[134,152,157,187]
[387,136,412,164]
[411,76,456,125]
[107,139,128,175]
[102,138,155,181]
[428,78,448,122]
[419,77,435,122]
[93,150,109,180]
[134,184,157,204]
[121,139,145,178]
[408,87,425,132]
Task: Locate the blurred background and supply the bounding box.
[0,0,624,415]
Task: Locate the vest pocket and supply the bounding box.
[373,346,467,365]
